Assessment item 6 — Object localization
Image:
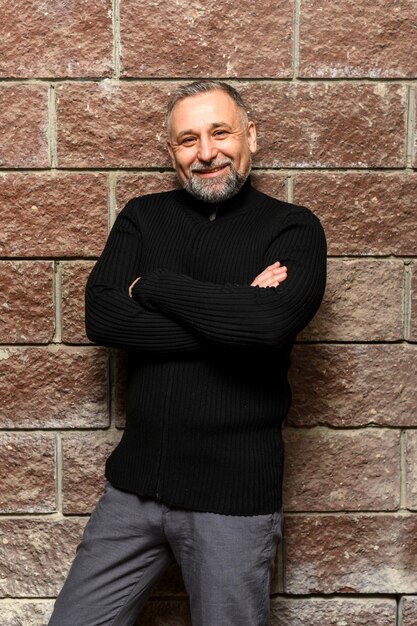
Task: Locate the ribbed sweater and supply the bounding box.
[85,179,327,515]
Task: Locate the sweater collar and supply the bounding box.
[178,177,258,221]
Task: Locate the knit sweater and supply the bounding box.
[85,179,327,515]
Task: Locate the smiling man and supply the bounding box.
[49,81,327,626]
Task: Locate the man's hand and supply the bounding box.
[128,276,141,297]
[251,261,287,288]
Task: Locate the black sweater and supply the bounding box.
[85,180,326,515]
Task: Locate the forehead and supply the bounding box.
[169,90,243,136]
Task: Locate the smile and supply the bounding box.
[192,164,229,178]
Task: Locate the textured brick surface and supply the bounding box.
[56,82,172,168]
[406,431,417,510]
[0,0,112,78]
[62,430,122,514]
[0,600,54,626]
[284,514,417,593]
[0,519,86,597]
[299,259,404,342]
[0,173,108,257]
[288,344,417,427]
[293,172,417,256]
[270,597,396,626]
[121,0,293,78]
[300,0,417,78]
[0,433,55,513]
[61,261,95,343]
[0,261,54,343]
[241,83,406,168]
[0,85,49,168]
[411,262,417,341]
[283,428,400,512]
[0,347,108,428]
[401,597,417,626]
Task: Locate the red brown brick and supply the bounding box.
[135,600,191,626]
[56,82,172,168]
[62,430,122,514]
[0,85,49,168]
[250,171,287,201]
[270,597,396,626]
[0,600,54,625]
[1,261,54,343]
[0,173,108,257]
[0,346,109,428]
[293,172,417,256]
[284,513,417,593]
[299,0,417,78]
[0,0,112,78]
[283,428,400,512]
[241,83,406,168]
[401,596,417,626]
[288,344,417,427]
[61,261,95,344]
[0,433,55,513]
[406,431,417,510]
[300,259,404,342]
[115,173,180,213]
[410,261,417,341]
[121,1,293,78]
[0,519,86,597]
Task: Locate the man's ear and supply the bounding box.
[167,140,176,167]
[247,121,257,154]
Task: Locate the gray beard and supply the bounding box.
[183,159,251,204]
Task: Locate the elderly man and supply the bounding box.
[49,80,326,626]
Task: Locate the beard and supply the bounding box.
[183,157,251,203]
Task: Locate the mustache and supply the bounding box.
[190,158,233,173]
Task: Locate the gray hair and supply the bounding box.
[165,80,249,134]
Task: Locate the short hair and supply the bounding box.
[165,80,249,134]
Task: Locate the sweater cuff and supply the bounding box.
[131,268,169,310]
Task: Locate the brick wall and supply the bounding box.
[0,1,416,624]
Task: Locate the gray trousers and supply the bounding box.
[49,482,282,626]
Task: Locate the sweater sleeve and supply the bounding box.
[85,200,202,352]
[133,210,327,348]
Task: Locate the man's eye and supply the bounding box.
[214,130,228,138]
[181,137,196,145]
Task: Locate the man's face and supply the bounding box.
[167,90,257,203]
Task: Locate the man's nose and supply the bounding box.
[197,137,218,162]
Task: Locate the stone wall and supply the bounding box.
[0,1,416,624]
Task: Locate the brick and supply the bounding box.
[250,171,287,201]
[284,513,417,593]
[299,0,417,78]
[62,430,122,514]
[0,519,86,597]
[0,433,55,513]
[0,261,54,343]
[270,597,396,626]
[241,83,406,168]
[300,259,404,342]
[135,600,191,626]
[61,261,95,344]
[120,1,293,78]
[293,172,417,256]
[0,0,112,78]
[115,173,180,213]
[401,596,417,626]
[0,85,48,168]
[288,344,417,427]
[406,431,417,510]
[410,262,417,341]
[0,600,54,626]
[283,428,400,512]
[0,346,109,428]
[0,173,108,257]
[56,82,172,168]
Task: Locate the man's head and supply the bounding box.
[166,81,257,204]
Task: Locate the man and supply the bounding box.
[49,80,326,626]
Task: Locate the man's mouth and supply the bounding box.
[191,163,230,178]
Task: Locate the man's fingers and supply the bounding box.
[251,262,287,287]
